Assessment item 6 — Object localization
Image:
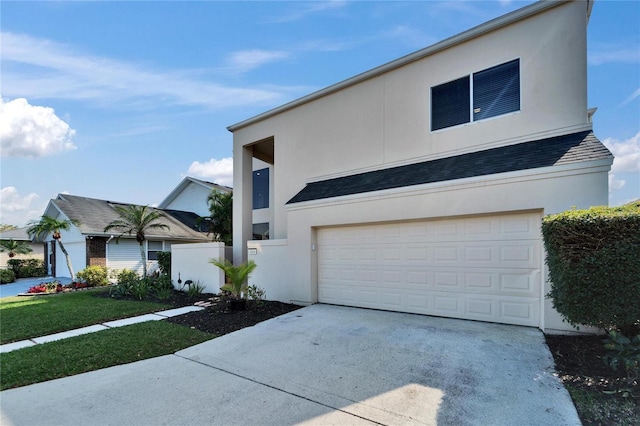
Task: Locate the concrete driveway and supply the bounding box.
[0,304,580,425]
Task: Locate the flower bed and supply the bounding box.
[26,281,96,294]
[27,281,65,294]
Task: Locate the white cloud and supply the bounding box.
[0,98,76,158]
[0,187,43,227]
[619,88,640,108]
[589,45,640,65]
[608,174,626,191]
[1,32,290,110]
[226,49,290,73]
[603,132,640,173]
[268,0,348,23]
[187,157,233,187]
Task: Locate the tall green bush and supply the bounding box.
[542,202,640,333]
[157,251,171,276]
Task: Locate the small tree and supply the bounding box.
[0,239,33,258]
[104,205,169,277]
[204,190,232,246]
[27,216,80,280]
[209,258,256,300]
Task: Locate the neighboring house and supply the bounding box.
[228,0,612,332]
[158,176,232,218]
[0,228,44,269]
[39,194,210,278]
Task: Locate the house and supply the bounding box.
[0,227,44,269]
[228,0,612,332]
[158,176,231,218]
[39,194,210,278]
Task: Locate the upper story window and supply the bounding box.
[253,168,269,209]
[431,59,520,131]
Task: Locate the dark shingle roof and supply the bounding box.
[51,195,209,241]
[287,131,612,204]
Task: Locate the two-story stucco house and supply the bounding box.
[228,0,613,332]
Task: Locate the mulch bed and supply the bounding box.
[166,296,302,335]
[545,334,633,393]
[101,290,302,336]
[545,333,639,425]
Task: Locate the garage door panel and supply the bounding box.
[318,212,542,327]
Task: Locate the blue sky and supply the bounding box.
[1,0,638,227]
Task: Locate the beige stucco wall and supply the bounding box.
[171,242,226,295]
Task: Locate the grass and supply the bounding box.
[0,289,170,344]
[0,321,214,390]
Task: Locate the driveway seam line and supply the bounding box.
[172,353,387,425]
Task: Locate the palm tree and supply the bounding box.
[0,239,33,258]
[27,216,80,279]
[205,190,233,246]
[104,205,169,277]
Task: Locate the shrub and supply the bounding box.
[186,280,206,297]
[109,269,140,298]
[247,284,266,306]
[603,330,640,384]
[130,278,151,300]
[110,271,175,301]
[542,202,640,333]
[76,266,109,287]
[7,259,46,278]
[157,251,171,277]
[116,269,140,286]
[0,269,16,284]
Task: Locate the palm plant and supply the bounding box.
[209,258,256,299]
[27,216,80,279]
[104,205,169,277]
[0,239,33,258]
[205,190,232,246]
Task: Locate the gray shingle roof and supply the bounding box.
[51,195,209,241]
[0,228,31,241]
[287,131,612,204]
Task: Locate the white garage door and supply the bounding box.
[318,212,542,327]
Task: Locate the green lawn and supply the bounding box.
[0,321,213,390]
[1,289,171,344]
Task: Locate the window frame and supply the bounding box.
[147,241,163,261]
[430,58,520,132]
[253,168,269,210]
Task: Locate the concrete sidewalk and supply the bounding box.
[0,305,204,353]
[0,304,580,426]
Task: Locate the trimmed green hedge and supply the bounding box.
[542,201,640,332]
[6,258,46,279]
